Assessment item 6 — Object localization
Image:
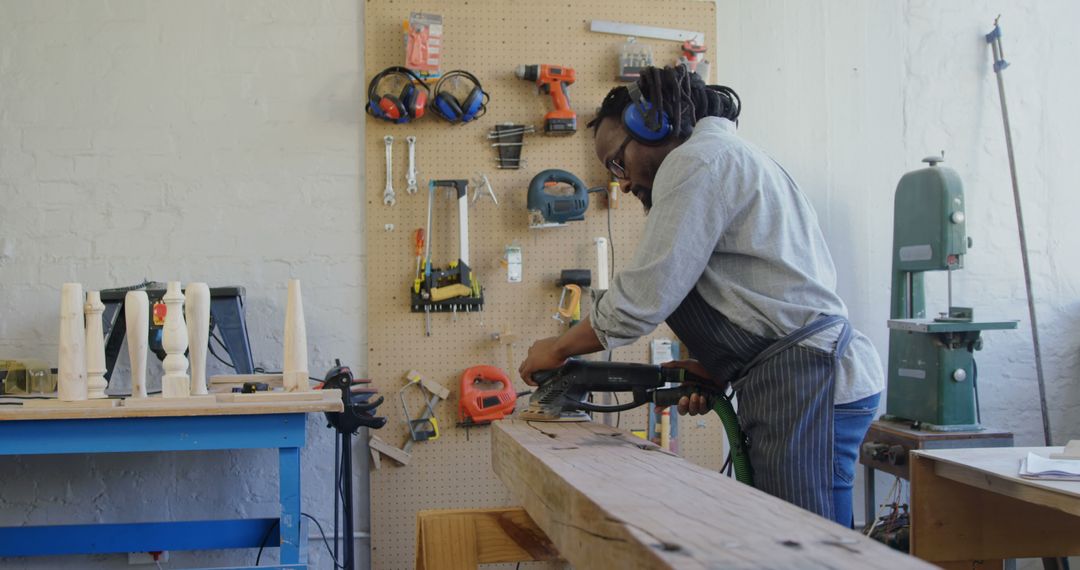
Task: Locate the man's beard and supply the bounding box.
[629,184,653,212]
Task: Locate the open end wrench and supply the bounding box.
[383,135,396,206]
[406,136,418,194]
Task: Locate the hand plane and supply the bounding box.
[520,359,714,422]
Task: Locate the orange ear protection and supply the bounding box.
[366,66,430,124]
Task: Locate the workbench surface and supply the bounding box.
[913,446,1080,511]
[910,446,1080,564]
[493,419,932,569]
[0,390,342,421]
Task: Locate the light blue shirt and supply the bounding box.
[592,117,883,404]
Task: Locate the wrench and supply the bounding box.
[406,136,418,194]
[383,135,395,206]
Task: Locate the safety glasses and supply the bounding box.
[604,135,633,180]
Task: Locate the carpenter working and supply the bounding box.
[518,65,885,528]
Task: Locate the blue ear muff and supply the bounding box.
[367,101,387,119]
[430,70,487,124]
[400,84,417,118]
[622,99,672,144]
[460,87,484,122]
[434,92,463,122]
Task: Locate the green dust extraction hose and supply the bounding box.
[712,397,753,486]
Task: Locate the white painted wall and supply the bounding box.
[0,1,365,568]
[718,2,1080,555]
[1,1,1078,568]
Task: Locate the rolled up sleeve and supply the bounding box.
[591,154,731,349]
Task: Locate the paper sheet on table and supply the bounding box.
[1019,452,1080,481]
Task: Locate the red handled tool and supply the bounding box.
[458,365,527,427]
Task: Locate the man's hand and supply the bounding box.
[518,336,568,386]
[661,359,724,416]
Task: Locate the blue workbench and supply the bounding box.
[0,393,342,569]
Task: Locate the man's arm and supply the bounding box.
[591,154,730,349]
[519,152,736,383]
[518,317,603,384]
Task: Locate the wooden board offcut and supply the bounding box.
[363,1,726,567]
[492,419,932,570]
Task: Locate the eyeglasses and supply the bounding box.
[604,135,633,180]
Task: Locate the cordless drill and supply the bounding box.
[515,64,576,135]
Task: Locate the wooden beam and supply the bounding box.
[492,419,931,569]
[414,507,560,569]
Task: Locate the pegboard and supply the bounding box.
[363,2,721,568]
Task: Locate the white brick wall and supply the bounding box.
[718,4,1080,567]
[2,1,1078,568]
[0,1,365,568]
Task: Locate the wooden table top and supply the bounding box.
[0,390,343,421]
[913,447,1080,516]
[870,419,1013,441]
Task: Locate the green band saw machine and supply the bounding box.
[884,156,1017,431]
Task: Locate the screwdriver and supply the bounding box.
[414,228,425,279]
[414,227,432,337]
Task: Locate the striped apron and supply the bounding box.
[666,289,853,520]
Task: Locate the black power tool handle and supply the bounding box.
[572,387,651,413]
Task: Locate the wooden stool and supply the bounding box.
[415,507,560,569]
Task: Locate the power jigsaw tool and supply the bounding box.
[521,359,754,485]
[527,169,594,228]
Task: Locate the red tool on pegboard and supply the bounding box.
[458,365,527,427]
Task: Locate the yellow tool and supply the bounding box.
[431,283,473,302]
[608,178,620,209]
[553,284,582,326]
[399,370,447,448]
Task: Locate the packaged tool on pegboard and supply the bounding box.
[404,12,443,81]
[618,37,653,81]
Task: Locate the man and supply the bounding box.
[518,66,884,527]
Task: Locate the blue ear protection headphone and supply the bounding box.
[622,81,672,145]
[366,66,430,124]
[622,67,742,145]
[431,70,489,124]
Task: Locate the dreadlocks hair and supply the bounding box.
[586,65,740,140]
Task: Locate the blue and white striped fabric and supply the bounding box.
[667,288,852,521]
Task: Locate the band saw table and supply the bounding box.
[0,392,341,569]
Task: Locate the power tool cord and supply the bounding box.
[210,328,320,382]
[254,513,344,569]
[973,359,981,425]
